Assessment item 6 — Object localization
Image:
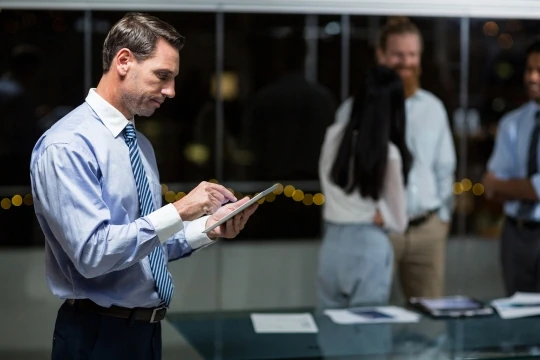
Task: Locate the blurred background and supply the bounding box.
[0,0,538,358]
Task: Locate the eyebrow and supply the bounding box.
[154,69,174,75]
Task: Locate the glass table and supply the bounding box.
[167,307,540,360]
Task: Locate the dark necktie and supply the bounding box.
[518,110,540,219]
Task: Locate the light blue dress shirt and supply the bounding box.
[404,89,456,222]
[30,89,214,309]
[488,101,540,220]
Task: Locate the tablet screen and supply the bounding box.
[419,297,483,311]
[202,183,279,233]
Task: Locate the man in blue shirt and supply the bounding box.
[483,39,540,296]
[30,12,257,359]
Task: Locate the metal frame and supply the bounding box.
[215,12,225,182]
[3,0,540,18]
[305,14,318,84]
[83,10,93,93]
[340,14,350,103]
[457,18,470,236]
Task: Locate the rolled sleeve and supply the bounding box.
[438,205,452,223]
[487,115,516,178]
[185,215,215,249]
[146,204,184,244]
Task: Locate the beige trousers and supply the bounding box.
[389,214,449,299]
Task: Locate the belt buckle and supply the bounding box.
[150,307,165,323]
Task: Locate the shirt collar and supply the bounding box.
[85,88,134,138]
[407,88,423,101]
[528,100,540,112]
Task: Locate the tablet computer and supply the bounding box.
[409,296,494,318]
[202,183,279,234]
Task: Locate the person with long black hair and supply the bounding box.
[317,66,412,308]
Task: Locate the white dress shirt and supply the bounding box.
[319,98,408,234]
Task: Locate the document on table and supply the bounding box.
[492,292,540,319]
[324,306,421,324]
[250,313,319,333]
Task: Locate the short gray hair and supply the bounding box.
[102,12,186,73]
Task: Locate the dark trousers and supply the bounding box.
[52,301,162,360]
[501,218,540,296]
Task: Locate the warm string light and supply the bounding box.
[161,181,325,206]
[1,194,33,210]
[453,178,484,196]
[1,181,326,211]
[1,179,492,211]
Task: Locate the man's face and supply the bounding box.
[525,52,540,103]
[377,33,421,97]
[122,38,179,117]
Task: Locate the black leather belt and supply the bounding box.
[66,299,166,323]
[408,208,439,227]
[507,216,540,231]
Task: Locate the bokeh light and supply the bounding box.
[23,194,33,206]
[452,182,464,195]
[292,190,304,202]
[1,198,11,210]
[165,191,176,203]
[472,183,485,196]
[12,195,22,207]
[265,193,276,202]
[461,178,472,192]
[313,193,325,205]
[303,194,314,206]
[284,185,295,197]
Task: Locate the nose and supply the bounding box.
[161,81,176,99]
[403,55,416,68]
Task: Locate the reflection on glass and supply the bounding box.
[0,10,85,247]
[1,11,85,186]
[223,13,336,181]
[218,14,337,239]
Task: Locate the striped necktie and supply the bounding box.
[123,122,174,307]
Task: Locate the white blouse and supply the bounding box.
[318,98,408,234]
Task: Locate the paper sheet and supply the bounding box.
[324,306,421,324]
[250,313,319,333]
[492,292,540,319]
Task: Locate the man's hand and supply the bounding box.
[173,181,237,221]
[482,171,497,200]
[206,197,258,239]
[481,172,533,202]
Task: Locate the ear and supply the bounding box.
[376,47,385,65]
[114,48,133,77]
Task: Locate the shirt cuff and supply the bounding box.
[531,173,540,199]
[185,215,214,249]
[146,204,184,244]
[438,205,452,223]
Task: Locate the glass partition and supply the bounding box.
[0,10,85,246]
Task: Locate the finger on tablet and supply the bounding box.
[211,184,237,203]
